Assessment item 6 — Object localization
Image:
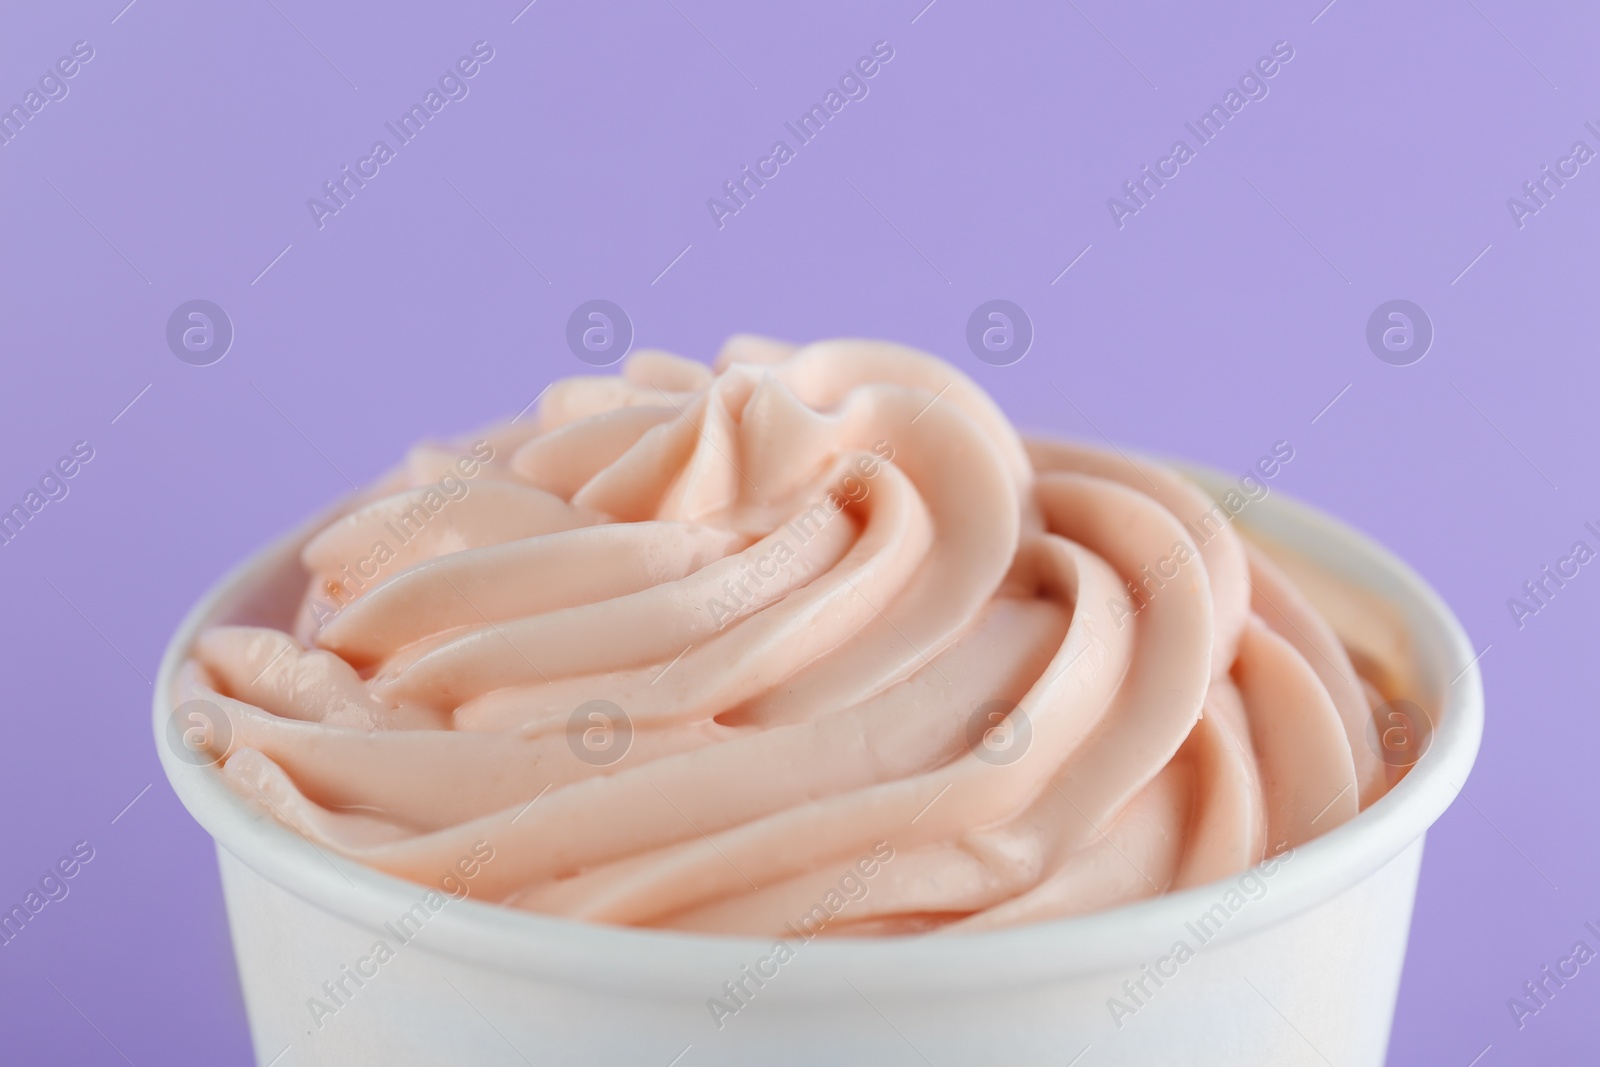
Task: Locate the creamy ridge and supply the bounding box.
[175,337,1408,935]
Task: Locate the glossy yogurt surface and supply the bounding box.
[175,337,1403,935]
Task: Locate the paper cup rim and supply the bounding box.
[154,463,1482,999]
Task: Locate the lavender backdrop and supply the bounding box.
[0,0,1594,1062]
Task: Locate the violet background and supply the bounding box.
[0,0,1594,1062]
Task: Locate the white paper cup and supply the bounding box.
[156,472,1482,1067]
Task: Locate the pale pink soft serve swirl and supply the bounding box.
[175,337,1407,935]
